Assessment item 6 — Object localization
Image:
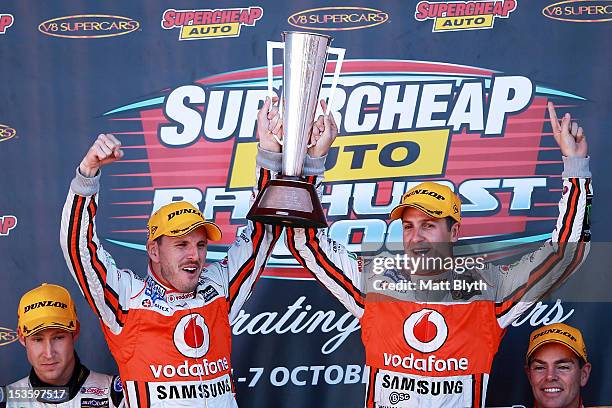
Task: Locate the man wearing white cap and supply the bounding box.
[525,323,592,408]
[2,283,124,408]
[59,98,288,407]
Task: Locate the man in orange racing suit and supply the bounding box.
[277,102,592,407]
[59,97,292,407]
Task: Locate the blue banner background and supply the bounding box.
[0,1,610,406]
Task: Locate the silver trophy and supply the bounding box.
[247,31,345,227]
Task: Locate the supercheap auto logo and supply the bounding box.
[0,215,17,236]
[288,7,389,31]
[543,0,612,23]
[0,14,14,34]
[415,0,517,31]
[161,7,263,40]
[102,59,585,278]
[38,14,140,39]
[0,123,17,142]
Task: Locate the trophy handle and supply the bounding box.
[267,40,285,146]
[325,46,345,115]
[267,41,284,112]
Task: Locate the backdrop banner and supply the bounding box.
[0,1,610,406]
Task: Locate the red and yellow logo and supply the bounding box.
[0,14,14,34]
[415,0,517,31]
[102,60,584,279]
[0,215,17,236]
[161,7,263,40]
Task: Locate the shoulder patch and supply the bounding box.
[80,398,109,408]
[112,376,123,393]
[200,285,220,302]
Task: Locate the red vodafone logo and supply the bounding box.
[403,309,448,353]
[173,313,210,358]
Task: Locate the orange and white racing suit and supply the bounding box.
[286,155,592,408]
[60,149,283,407]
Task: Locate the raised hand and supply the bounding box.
[548,102,588,158]
[308,99,338,158]
[79,133,124,177]
[257,96,282,153]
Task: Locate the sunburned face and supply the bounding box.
[148,227,208,292]
[526,343,591,408]
[401,207,459,272]
[20,328,76,385]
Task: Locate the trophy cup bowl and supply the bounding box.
[247,31,345,228]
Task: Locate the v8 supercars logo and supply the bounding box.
[0,123,17,142]
[543,0,612,23]
[415,0,517,31]
[38,14,140,39]
[161,7,263,40]
[0,327,17,346]
[102,58,585,279]
[288,7,389,31]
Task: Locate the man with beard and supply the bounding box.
[273,101,592,407]
[59,97,289,407]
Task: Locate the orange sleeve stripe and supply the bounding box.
[495,249,563,316]
[68,195,101,317]
[366,367,377,407]
[541,241,587,297]
[305,228,365,304]
[286,228,308,267]
[257,168,270,191]
[558,178,580,243]
[471,373,483,407]
[287,228,358,296]
[135,381,150,408]
[85,198,127,326]
[495,241,585,318]
[228,221,265,303]
[252,225,283,281]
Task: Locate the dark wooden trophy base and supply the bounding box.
[246,176,327,228]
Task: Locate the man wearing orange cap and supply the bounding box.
[276,101,593,407]
[2,284,124,407]
[59,98,287,407]
[525,323,592,408]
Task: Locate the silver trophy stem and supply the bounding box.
[249,32,345,227]
[281,32,332,177]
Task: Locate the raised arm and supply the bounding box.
[285,100,366,318]
[205,97,284,320]
[494,102,593,327]
[60,134,134,335]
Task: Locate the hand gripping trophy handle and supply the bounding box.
[247,32,345,227]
